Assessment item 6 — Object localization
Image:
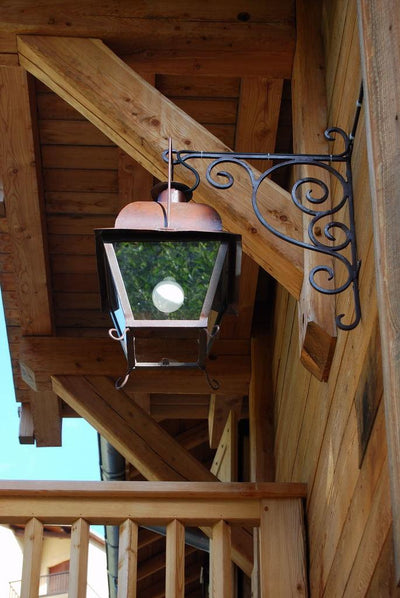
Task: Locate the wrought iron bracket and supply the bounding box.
[162,91,363,331]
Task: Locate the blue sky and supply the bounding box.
[0,291,100,482]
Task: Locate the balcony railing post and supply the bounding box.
[117,519,138,598]
[259,499,307,596]
[21,518,43,598]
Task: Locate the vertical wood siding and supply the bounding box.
[272,1,394,594]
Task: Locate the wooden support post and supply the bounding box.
[249,332,275,483]
[211,411,238,482]
[211,520,233,598]
[0,66,62,444]
[249,331,275,598]
[208,394,242,449]
[18,404,34,444]
[21,518,43,598]
[259,499,307,597]
[30,389,61,447]
[17,35,304,298]
[118,519,138,598]
[292,0,337,381]
[165,519,185,598]
[0,66,53,334]
[69,518,90,598]
[358,0,400,584]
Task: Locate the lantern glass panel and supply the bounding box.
[113,239,221,320]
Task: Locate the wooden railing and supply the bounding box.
[0,481,307,597]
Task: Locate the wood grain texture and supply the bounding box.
[21,518,43,598]
[165,520,185,598]
[20,336,251,395]
[69,518,90,598]
[259,499,307,596]
[292,0,336,381]
[51,374,254,575]
[0,66,53,334]
[117,519,138,598]
[17,35,304,298]
[358,0,400,583]
[211,520,232,598]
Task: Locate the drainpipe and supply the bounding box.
[98,436,209,597]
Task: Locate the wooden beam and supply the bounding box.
[18,404,34,445]
[20,336,251,395]
[0,3,295,77]
[123,51,292,78]
[358,0,400,583]
[17,35,304,298]
[292,0,336,381]
[0,66,53,334]
[0,66,62,446]
[30,389,62,447]
[51,374,254,575]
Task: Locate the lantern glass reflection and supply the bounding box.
[113,239,220,320]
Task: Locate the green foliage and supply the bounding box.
[114,240,220,319]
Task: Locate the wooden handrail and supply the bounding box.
[0,481,308,596]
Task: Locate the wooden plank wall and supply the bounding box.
[36,76,241,335]
[272,1,397,595]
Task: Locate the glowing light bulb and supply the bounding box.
[152,277,184,314]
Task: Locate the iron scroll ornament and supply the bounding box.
[162,126,361,331]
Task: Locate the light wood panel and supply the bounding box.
[118,519,138,598]
[69,518,90,598]
[259,499,307,596]
[0,66,53,334]
[358,0,400,582]
[292,0,336,381]
[21,518,43,598]
[165,520,185,598]
[20,336,251,395]
[211,520,232,598]
[17,35,304,298]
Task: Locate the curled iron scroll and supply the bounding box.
[162,125,361,331]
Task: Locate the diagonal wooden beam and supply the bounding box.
[17,35,304,298]
[51,374,253,575]
[292,0,337,381]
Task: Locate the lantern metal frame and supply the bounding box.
[96,227,241,378]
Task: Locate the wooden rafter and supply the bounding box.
[16,35,304,298]
[0,2,295,77]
